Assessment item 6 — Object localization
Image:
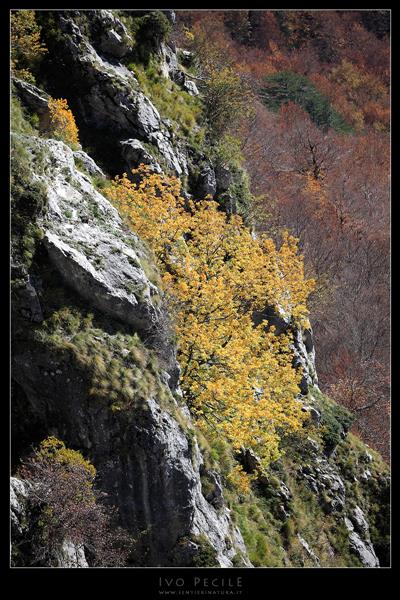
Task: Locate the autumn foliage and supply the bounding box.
[108,167,315,472]
[17,437,133,566]
[174,10,390,459]
[48,97,80,147]
[11,10,47,83]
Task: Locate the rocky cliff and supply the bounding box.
[11,9,390,568]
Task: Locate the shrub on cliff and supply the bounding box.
[17,437,133,566]
[11,135,47,273]
[47,97,80,147]
[122,10,172,65]
[183,21,255,138]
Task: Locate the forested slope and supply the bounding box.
[10,9,390,568]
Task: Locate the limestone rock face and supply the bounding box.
[12,274,43,323]
[343,505,379,567]
[196,164,217,198]
[52,12,161,139]
[299,456,346,512]
[183,79,199,96]
[17,134,163,339]
[56,541,89,568]
[12,77,50,115]
[292,327,318,393]
[73,150,105,177]
[10,477,30,538]
[148,131,189,176]
[160,42,179,79]
[120,138,163,174]
[297,535,320,567]
[35,12,190,179]
[11,350,250,566]
[93,10,133,58]
[11,133,250,568]
[351,505,370,535]
[215,164,234,193]
[348,530,380,568]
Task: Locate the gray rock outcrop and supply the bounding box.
[34,12,190,179]
[94,10,133,58]
[299,456,346,512]
[56,540,89,568]
[120,138,162,174]
[297,535,321,566]
[13,274,43,323]
[343,505,379,567]
[253,305,318,394]
[10,477,30,538]
[348,532,380,567]
[11,133,251,568]
[196,164,217,198]
[15,134,164,339]
[351,505,370,535]
[12,77,50,115]
[73,150,105,177]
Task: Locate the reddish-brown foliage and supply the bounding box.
[176,10,390,459]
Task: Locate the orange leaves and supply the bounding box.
[327,59,389,132]
[108,166,313,470]
[48,97,80,147]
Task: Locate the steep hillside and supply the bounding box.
[10,9,390,569]
[174,10,390,460]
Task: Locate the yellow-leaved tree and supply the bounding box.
[48,98,80,147]
[107,167,315,477]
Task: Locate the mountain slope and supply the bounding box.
[10,9,390,568]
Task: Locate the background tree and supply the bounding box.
[176,10,389,458]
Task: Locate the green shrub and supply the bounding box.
[209,134,243,168]
[205,134,254,222]
[11,136,47,272]
[320,401,353,453]
[225,169,254,222]
[191,535,219,567]
[306,387,354,453]
[120,10,171,65]
[11,93,40,136]
[282,517,296,547]
[129,61,204,143]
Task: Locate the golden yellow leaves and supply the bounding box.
[108,168,189,262]
[37,436,96,479]
[48,97,80,147]
[227,464,255,496]
[107,166,314,472]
